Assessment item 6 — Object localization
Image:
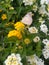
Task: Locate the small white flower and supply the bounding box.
[39,5,47,15]
[28,27,38,33]
[21,12,33,25]
[23,0,36,6]
[26,54,44,65]
[39,4,49,17]
[42,46,49,59]
[33,36,40,43]
[42,39,49,46]
[40,24,48,34]
[4,53,23,65]
[16,54,21,61]
[40,0,49,5]
[39,17,45,24]
[33,4,38,12]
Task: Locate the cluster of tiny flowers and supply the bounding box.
[42,39,49,59]
[4,53,23,65]
[26,54,44,65]
[40,0,49,5]
[39,0,49,17]
[23,0,36,6]
[28,27,38,34]
[40,24,48,34]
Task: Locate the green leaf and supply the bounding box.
[35,41,42,57]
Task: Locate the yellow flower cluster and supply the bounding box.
[8,30,22,39]
[14,22,25,31]
[24,38,31,44]
[0,10,2,12]
[1,14,7,20]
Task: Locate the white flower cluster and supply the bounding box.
[42,39,49,59]
[4,53,23,65]
[28,27,38,34]
[40,0,49,5]
[42,39,49,46]
[39,17,45,24]
[40,24,48,34]
[28,27,40,43]
[26,54,44,65]
[39,5,47,15]
[33,4,38,12]
[33,36,40,43]
[39,0,49,17]
[23,0,36,5]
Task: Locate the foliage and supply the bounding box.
[0,0,49,65]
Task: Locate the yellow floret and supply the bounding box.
[1,14,7,20]
[14,22,25,31]
[8,30,22,39]
[24,38,31,44]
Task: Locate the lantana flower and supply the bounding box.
[23,0,36,6]
[33,36,40,43]
[40,24,48,34]
[14,22,25,31]
[42,39,49,46]
[28,27,38,33]
[8,30,22,39]
[40,0,49,5]
[26,54,44,65]
[1,14,7,20]
[24,38,31,44]
[42,46,49,59]
[4,53,23,65]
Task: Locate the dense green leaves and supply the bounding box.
[0,0,49,65]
